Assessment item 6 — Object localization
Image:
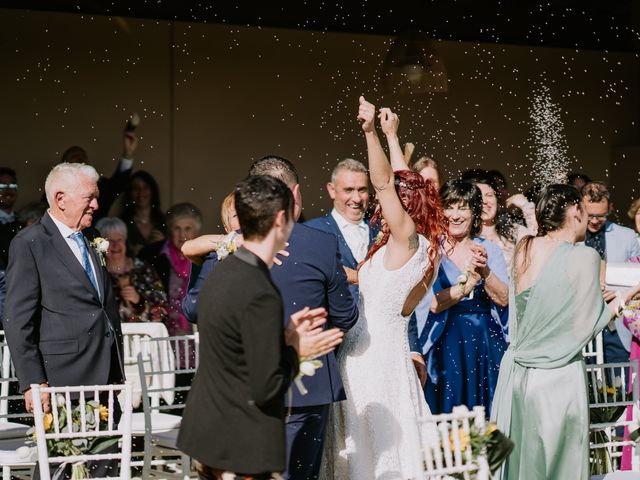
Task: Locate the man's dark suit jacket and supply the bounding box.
[305,213,422,352]
[178,247,298,474]
[182,252,218,322]
[270,223,358,407]
[304,213,374,300]
[3,212,124,393]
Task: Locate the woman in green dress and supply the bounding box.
[491,184,640,480]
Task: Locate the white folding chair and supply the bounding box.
[587,360,640,472]
[137,334,198,479]
[584,331,605,364]
[31,383,133,480]
[121,322,172,409]
[0,340,36,480]
[421,405,490,480]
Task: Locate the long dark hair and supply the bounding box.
[121,170,165,228]
[439,179,484,238]
[516,184,582,273]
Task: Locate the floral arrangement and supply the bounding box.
[452,423,512,478]
[90,237,109,267]
[430,416,512,479]
[215,232,239,261]
[27,396,118,479]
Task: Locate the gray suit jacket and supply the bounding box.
[3,212,123,392]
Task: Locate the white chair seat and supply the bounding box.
[127,412,181,434]
[0,421,30,440]
[0,444,37,464]
[152,428,179,449]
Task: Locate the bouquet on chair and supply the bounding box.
[27,395,119,479]
[588,376,629,475]
[446,422,513,479]
[431,410,513,479]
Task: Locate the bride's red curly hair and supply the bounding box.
[364,169,448,266]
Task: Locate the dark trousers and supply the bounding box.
[603,328,630,365]
[285,404,330,480]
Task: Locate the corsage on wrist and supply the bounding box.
[215,232,239,261]
[456,266,474,300]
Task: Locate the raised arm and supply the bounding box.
[357,96,418,269]
[181,234,228,263]
[379,108,410,172]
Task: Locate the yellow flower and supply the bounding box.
[485,422,498,436]
[448,429,470,452]
[606,386,617,395]
[43,412,53,432]
[99,405,109,422]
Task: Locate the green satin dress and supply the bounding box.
[490,243,611,480]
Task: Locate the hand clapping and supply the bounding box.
[285,307,344,358]
[469,244,491,279]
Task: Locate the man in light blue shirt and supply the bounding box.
[581,181,640,365]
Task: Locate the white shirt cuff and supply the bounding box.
[119,158,134,172]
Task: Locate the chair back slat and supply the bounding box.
[31,383,133,480]
[587,360,640,472]
[0,340,32,423]
[420,405,489,480]
[137,333,199,413]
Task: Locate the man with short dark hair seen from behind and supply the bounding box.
[177,175,343,479]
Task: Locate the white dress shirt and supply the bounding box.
[48,212,100,296]
[331,208,369,263]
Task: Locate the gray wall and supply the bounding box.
[1,8,639,231]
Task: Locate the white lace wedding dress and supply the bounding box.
[321,235,436,480]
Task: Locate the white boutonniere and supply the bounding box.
[293,358,323,395]
[91,237,109,267]
[215,232,239,261]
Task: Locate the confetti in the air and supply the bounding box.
[527,84,571,188]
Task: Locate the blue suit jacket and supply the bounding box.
[182,252,219,323]
[183,224,359,407]
[305,213,422,353]
[304,214,372,300]
[271,223,358,407]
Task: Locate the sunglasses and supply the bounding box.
[0,184,17,191]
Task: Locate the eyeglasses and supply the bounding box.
[588,214,608,220]
[0,184,17,191]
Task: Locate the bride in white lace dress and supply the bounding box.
[321,98,447,480]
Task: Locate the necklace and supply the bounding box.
[134,216,150,225]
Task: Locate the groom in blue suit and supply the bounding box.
[305,159,373,299]
[249,156,359,480]
[306,159,427,386]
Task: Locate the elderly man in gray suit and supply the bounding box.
[3,163,124,477]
